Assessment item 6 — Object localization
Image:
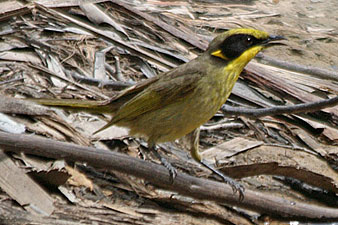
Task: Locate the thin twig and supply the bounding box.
[0,77,24,85]
[201,122,244,131]
[66,70,133,90]
[221,96,338,118]
[256,53,338,82]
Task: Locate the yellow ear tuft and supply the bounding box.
[211,49,229,60]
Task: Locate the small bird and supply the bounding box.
[32,28,286,200]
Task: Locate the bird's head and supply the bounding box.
[207,28,286,61]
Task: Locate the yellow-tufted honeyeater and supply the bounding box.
[31,28,286,200]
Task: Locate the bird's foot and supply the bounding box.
[201,160,245,201]
[160,156,177,183]
[150,146,177,183]
[221,175,245,202]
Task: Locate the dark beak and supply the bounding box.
[263,35,287,47]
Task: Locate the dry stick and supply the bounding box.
[256,54,338,82]
[66,70,133,91]
[221,96,338,118]
[0,4,31,22]
[0,77,24,85]
[0,132,337,219]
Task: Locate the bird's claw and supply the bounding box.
[200,160,245,201]
[150,146,177,184]
[160,156,177,184]
[167,166,177,184]
[226,179,245,202]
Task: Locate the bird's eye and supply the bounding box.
[246,36,253,45]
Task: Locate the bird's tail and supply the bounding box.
[29,98,116,114]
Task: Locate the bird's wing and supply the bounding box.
[110,71,203,124]
[96,76,161,114]
[111,76,160,101]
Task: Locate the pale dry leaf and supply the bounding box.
[80,3,128,37]
[0,51,41,64]
[66,166,94,191]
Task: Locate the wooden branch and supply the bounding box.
[256,54,338,82]
[0,132,337,219]
[222,96,338,117]
[66,69,133,91]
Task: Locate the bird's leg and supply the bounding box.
[148,143,177,183]
[187,128,245,201]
